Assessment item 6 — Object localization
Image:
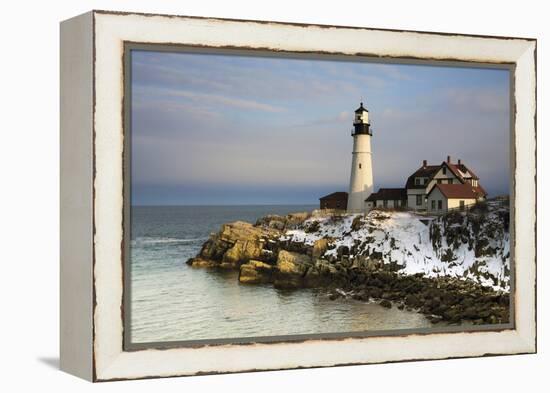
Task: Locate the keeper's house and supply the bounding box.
[319,192,348,210]
[365,156,487,213]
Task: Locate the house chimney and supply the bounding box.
[447,155,451,163]
[458,159,462,165]
[423,159,427,167]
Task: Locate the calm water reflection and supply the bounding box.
[130,206,431,343]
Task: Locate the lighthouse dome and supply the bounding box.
[354,102,369,113]
[352,102,371,134]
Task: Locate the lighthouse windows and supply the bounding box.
[359,163,362,169]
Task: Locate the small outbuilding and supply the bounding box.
[319,192,348,210]
[365,188,407,210]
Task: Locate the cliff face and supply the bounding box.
[282,200,510,291]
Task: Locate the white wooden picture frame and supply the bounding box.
[60,10,536,381]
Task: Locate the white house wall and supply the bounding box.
[407,188,426,210]
[426,167,460,194]
[447,198,477,210]
[373,199,404,209]
[426,188,448,212]
[427,188,477,212]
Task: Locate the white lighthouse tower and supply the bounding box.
[347,102,374,212]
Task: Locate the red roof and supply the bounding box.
[428,183,486,199]
[445,162,479,181]
[406,159,481,190]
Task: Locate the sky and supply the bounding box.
[131,50,510,206]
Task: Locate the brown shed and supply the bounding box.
[319,192,348,210]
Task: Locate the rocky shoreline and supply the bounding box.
[186,206,510,325]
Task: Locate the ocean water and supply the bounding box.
[130,205,431,344]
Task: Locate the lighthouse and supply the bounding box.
[347,102,374,212]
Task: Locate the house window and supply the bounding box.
[431,200,435,210]
[416,195,422,206]
[415,178,420,186]
[437,179,442,184]
[442,167,447,175]
[460,200,465,211]
[383,200,388,208]
[438,200,443,210]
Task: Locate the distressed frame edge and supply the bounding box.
[512,39,537,354]
[59,10,95,381]
[89,11,537,381]
[91,8,538,42]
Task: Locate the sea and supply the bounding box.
[130,205,431,344]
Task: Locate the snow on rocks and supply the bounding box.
[280,202,510,292]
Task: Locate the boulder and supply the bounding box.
[303,267,323,288]
[277,250,311,274]
[239,260,274,284]
[305,220,321,233]
[193,221,281,266]
[187,258,218,268]
[303,259,336,287]
[222,239,263,267]
[255,214,286,230]
[351,215,364,231]
[274,250,312,289]
[196,238,230,261]
[312,238,330,258]
[380,299,392,308]
[365,257,383,272]
[405,294,422,308]
[351,256,368,270]
[219,221,278,243]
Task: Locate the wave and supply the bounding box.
[132,237,208,245]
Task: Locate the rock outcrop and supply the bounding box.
[186,221,281,268]
[186,200,511,325]
[274,250,312,288]
[239,260,274,284]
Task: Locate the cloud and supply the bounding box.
[442,87,509,114]
[164,89,286,113]
[130,51,510,204]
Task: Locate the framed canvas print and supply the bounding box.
[60,10,537,381]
